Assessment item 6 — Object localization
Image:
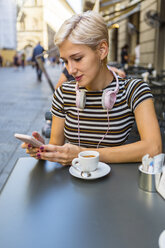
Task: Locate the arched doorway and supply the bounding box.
[24,44,33,61]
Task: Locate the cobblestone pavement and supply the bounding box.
[0,64,62,191]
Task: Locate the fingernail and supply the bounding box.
[40,146,44,150]
[28,144,32,148]
[37,153,41,158]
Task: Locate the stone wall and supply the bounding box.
[139,0,158,67]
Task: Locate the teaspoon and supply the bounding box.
[80,171,91,178]
[72,166,91,178]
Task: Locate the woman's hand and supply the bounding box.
[117,69,126,78]
[36,143,82,166]
[109,66,126,78]
[21,131,45,159]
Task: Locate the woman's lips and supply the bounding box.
[75,75,83,81]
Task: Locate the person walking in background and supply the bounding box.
[121,44,129,69]
[13,53,20,70]
[56,67,75,89]
[0,54,3,67]
[32,42,44,81]
[134,43,140,66]
[21,52,26,69]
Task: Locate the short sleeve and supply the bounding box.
[51,86,65,118]
[125,79,153,112]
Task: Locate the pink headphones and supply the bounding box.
[75,67,119,147]
[75,67,119,110]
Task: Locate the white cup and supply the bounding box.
[72,151,99,172]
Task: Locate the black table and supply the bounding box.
[0,157,165,248]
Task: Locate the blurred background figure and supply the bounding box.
[121,44,129,69]
[20,52,26,69]
[134,43,140,66]
[0,54,3,67]
[56,67,75,89]
[49,56,56,67]
[31,42,44,82]
[13,52,20,70]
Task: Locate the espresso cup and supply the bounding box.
[72,151,99,172]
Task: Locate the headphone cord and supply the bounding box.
[77,109,110,148]
[77,108,80,147]
[97,109,110,149]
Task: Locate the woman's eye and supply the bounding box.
[74,57,82,62]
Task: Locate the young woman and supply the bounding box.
[22,11,162,165]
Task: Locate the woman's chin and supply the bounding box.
[78,81,87,87]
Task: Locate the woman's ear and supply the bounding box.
[97,40,109,60]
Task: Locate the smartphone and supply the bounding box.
[14,133,44,148]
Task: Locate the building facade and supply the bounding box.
[17,0,75,60]
[0,0,17,66]
[83,0,165,73]
[17,0,44,60]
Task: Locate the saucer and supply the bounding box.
[159,230,165,248]
[69,162,111,180]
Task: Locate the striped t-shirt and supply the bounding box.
[51,78,153,148]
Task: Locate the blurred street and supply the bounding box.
[0,64,62,191]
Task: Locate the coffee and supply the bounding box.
[82,155,96,158]
[72,150,99,172]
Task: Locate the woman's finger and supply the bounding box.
[39,151,70,165]
[40,144,59,152]
[21,143,27,149]
[32,131,45,144]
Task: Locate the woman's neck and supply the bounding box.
[85,65,114,91]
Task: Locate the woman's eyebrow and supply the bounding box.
[70,53,81,57]
[61,53,82,60]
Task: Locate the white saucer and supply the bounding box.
[69,162,111,180]
[159,230,165,248]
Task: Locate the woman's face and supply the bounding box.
[59,39,102,90]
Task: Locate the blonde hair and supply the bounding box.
[54,11,109,50]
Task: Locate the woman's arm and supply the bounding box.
[96,98,162,163]
[49,115,65,145]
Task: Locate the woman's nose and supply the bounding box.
[67,62,77,75]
